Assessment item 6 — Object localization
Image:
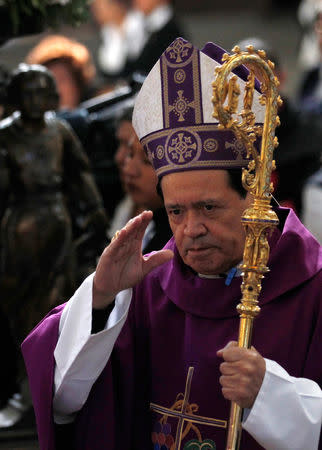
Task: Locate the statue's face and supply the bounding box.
[19,73,58,118]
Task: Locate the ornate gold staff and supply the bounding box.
[212,45,282,450]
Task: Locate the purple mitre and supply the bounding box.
[132,37,264,178]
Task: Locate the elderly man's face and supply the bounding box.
[162,170,252,275]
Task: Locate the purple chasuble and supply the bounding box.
[22,208,322,450]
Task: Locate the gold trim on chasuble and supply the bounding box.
[150,367,227,450]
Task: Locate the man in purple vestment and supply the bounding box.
[22,38,322,450]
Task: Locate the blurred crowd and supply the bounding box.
[0,0,321,441]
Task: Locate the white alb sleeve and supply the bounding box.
[53,273,132,424]
[243,358,322,450]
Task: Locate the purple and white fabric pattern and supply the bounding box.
[133,37,265,178]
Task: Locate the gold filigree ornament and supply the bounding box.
[212,45,283,450]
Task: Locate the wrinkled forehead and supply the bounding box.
[160,168,231,193]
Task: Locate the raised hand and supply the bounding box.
[93,210,174,309]
[217,341,266,409]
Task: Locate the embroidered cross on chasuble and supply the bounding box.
[150,367,227,449]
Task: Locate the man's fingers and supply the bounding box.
[219,371,256,407]
[217,342,261,364]
[218,345,266,409]
[219,371,263,408]
[120,210,153,242]
[133,210,153,242]
[143,249,174,276]
[109,211,153,252]
[220,386,247,405]
[219,373,241,389]
[219,361,236,376]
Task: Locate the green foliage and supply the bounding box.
[0,0,90,37]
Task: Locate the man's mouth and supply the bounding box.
[187,247,212,255]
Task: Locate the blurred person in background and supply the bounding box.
[238,37,322,216]
[108,108,141,237]
[91,0,186,87]
[297,0,322,71]
[90,0,133,86]
[298,4,322,113]
[302,159,322,244]
[25,34,98,110]
[297,7,322,242]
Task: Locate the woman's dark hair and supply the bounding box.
[156,169,247,200]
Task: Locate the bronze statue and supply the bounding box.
[0,64,108,384]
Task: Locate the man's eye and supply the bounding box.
[170,209,181,215]
[204,204,214,211]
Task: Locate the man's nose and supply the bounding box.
[183,210,207,238]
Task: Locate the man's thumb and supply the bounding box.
[143,250,174,276]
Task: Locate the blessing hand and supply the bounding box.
[217,341,266,409]
[93,210,174,309]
